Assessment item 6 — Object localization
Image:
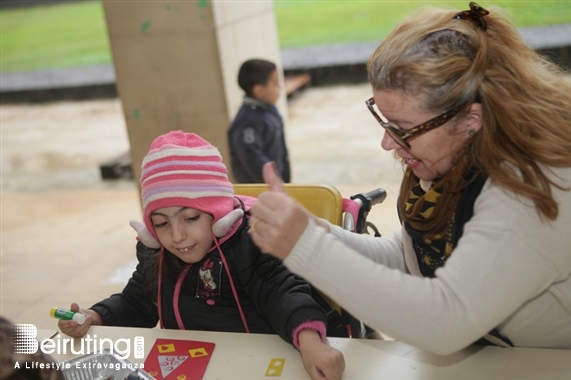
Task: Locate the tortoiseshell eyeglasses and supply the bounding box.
[365,97,467,149]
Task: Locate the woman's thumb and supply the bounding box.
[263,162,285,193]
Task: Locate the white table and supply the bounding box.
[40,326,570,379]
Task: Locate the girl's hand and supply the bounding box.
[298,329,345,380]
[57,303,100,338]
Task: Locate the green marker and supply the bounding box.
[50,307,86,325]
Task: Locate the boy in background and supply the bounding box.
[227,59,291,183]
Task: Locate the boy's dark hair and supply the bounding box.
[237,59,277,97]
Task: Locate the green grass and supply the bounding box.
[1,1,111,72]
[1,0,570,73]
[275,1,571,48]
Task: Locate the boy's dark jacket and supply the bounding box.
[227,97,291,183]
[91,213,335,344]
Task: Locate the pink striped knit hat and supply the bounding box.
[133,131,243,248]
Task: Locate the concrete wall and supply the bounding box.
[102,0,285,183]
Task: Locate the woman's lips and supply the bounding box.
[405,157,422,169]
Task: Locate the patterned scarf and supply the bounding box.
[397,158,513,347]
[398,154,486,277]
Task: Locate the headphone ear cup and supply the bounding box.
[129,220,161,249]
[212,209,244,237]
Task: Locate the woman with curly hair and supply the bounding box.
[249,2,571,355]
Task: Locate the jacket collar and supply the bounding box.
[243,96,271,111]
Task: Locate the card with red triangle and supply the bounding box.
[143,338,216,380]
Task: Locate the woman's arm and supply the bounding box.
[327,222,406,270]
[283,179,570,354]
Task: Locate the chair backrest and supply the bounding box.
[233,184,344,226]
[234,183,370,338]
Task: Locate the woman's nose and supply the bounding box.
[380,130,399,151]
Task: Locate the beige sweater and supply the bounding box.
[284,167,571,355]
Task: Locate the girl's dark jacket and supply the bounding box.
[90,214,329,344]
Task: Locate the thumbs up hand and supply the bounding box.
[263,161,285,193]
[249,162,309,259]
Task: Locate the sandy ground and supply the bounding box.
[1,83,405,328]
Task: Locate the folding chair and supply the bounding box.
[234,183,377,338]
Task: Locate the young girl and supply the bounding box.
[58,131,344,380]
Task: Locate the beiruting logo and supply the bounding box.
[12,324,145,369]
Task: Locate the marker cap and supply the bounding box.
[72,313,86,325]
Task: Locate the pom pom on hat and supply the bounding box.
[138,131,242,245]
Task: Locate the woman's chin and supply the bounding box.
[410,165,436,182]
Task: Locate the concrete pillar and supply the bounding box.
[102,0,286,183]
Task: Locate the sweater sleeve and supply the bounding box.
[283,173,571,354]
[90,242,159,328]
[328,222,406,271]
[235,231,328,345]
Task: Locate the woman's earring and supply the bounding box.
[468,130,476,137]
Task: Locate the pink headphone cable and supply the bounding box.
[213,234,250,333]
[157,249,165,329]
[156,236,250,333]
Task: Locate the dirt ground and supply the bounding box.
[2,84,403,187]
[1,83,405,328]
[1,82,404,227]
